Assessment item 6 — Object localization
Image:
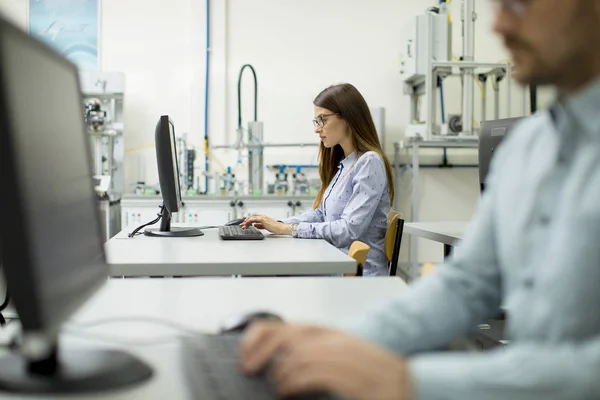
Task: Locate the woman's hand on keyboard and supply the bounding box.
[240,214,292,236]
[240,323,413,400]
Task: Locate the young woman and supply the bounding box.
[241,83,395,276]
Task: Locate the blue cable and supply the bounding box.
[204,0,210,193]
[439,77,446,124]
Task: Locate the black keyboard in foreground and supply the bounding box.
[219,225,265,240]
[180,333,337,400]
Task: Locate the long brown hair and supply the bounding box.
[312,83,394,209]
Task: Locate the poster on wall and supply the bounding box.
[29,0,100,70]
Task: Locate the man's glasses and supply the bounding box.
[312,113,338,128]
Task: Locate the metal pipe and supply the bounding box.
[400,140,478,149]
[410,142,419,267]
[433,61,509,69]
[93,136,103,176]
[494,80,500,120]
[521,85,528,116]
[507,66,512,118]
[204,0,210,193]
[461,0,475,136]
[212,142,319,150]
[425,12,435,139]
[410,89,419,123]
[248,121,264,194]
[393,142,400,212]
[481,77,487,122]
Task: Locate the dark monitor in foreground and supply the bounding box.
[0,17,152,393]
[143,115,203,237]
[479,117,523,192]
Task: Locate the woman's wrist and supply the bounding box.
[281,223,293,236]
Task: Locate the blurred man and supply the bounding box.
[240,1,600,399]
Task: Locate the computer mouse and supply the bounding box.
[224,217,245,226]
[220,311,284,333]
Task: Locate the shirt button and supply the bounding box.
[523,278,534,289]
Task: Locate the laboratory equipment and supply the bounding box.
[274,166,289,196]
[211,64,321,195]
[400,1,512,139]
[248,121,264,195]
[142,116,203,237]
[221,166,236,196]
[185,148,196,191]
[0,16,152,393]
[292,166,309,196]
[80,70,126,240]
[121,194,310,229]
[401,7,452,83]
[93,174,111,194]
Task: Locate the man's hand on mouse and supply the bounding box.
[240,322,414,400]
[240,214,292,236]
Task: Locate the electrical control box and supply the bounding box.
[400,12,452,84]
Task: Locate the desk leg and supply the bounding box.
[444,245,453,258]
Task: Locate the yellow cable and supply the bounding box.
[125,144,154,153]
[476,80,486,100]
[204,139,230,174]
[126,141,228,175]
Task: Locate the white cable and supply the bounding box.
[67,316,202,337]
[63,316,211,347]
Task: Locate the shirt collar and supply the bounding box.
[552,75,600,140]
[339,151,357,169]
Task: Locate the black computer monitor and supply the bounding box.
[0,17,152,393]
[143,115,203,237]
[479,117,523,192]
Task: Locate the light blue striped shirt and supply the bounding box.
[349,79,600,399]
[284,151,390,276]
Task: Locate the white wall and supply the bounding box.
[0,0,553,262]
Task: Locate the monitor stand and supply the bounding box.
[144,207,204,237]
[0,345,152,394]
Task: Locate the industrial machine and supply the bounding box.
[400,0,513,140]
[80,71,125,241]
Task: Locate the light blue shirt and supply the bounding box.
[348,79,600,399]
[284,151,391,276]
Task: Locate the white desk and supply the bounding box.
[404,222,468,246]
[105,228,356,276]
[0,277,406,400]
[404,221,468,258]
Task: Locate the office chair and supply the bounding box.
[345,241,370,277]
[420,262,436,277]
[385,210,405,278]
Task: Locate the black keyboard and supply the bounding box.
[219,225,265,240]
[180,333,337,400]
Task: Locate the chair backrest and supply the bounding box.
[384,210,404,276]
[346,241,370,277]
[384,210,400,261]
[421,263,436,277]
